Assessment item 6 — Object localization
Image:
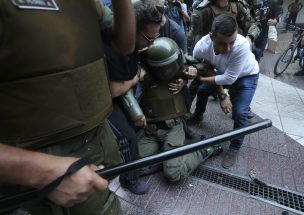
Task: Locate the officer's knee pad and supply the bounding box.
[163,168,181,182]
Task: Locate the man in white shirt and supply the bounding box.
[191,14,259,169]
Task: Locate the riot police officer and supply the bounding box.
[137,37,222,181]
[0,0,135,214]
[188,0,261,53]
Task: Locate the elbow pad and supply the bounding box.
[119,90,144,121]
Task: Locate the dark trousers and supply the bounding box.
[286,12,298,28]
[108,101,140,182]
[254,26,269,62]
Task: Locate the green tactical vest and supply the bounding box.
[189,0,238,44]
[209,2,238,17]
[0,0,112,149]
[190,0,258,43]
[196,0,251,17]
[142,77,187,122]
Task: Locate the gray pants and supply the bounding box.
[137,120,207,182]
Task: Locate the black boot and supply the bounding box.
[119,172,149,195]
[200,145,223,161]
[205,145,223,157]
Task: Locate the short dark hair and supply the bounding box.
[134,3,162,32]
[211,14,238,37]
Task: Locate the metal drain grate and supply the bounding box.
[191,167,304,213]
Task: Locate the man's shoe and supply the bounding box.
[248,111,254,119]
[222,150,238,169]
[119,177,149,195]
[247,107,254,119]
[294,70,304,76]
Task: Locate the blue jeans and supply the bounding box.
[194,74,259,150]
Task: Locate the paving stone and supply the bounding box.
[143,177,170,214]
[280,156,297,190]
[286,138,304,193]
[245,198,268,215]
[186,181,209,215]
[171,178,197,215]
[133,173,163,209]
[158,181,184,215]
[229,192,246,214]
[268,153,285,187]
[214,190,232,215]
[260,202,276,215]
[119,198,141,215]
[201,185,222,215]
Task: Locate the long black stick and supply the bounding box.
[0,119,272,212]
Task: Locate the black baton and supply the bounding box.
[0,119,272,212]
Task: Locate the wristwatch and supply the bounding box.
[218,93,228,101]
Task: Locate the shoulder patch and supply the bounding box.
[11,0,59,11]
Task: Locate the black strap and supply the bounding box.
[37,156,93,198]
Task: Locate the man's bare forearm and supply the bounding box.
[0,143,110,207]
[197,75,215,84]
[110,75,138,98]
[0,143,72,188]
[197,76,224,95]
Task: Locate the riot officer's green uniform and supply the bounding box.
[188,0,261,51]
[137,38,219,182]
[0,1,122,214]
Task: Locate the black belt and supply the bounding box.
[152,117,183,130]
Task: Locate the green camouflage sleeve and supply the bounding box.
[187,8,213,52]
[247,22,261,41]
[188,9,203,49]
[236,1,261,41]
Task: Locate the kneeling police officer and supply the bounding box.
[137,37,222,181]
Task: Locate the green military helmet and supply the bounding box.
[146,37,184,81]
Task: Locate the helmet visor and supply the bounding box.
[149,49,184,81]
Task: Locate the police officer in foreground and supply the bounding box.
[0,0,135,214]
[137,37,222,181]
